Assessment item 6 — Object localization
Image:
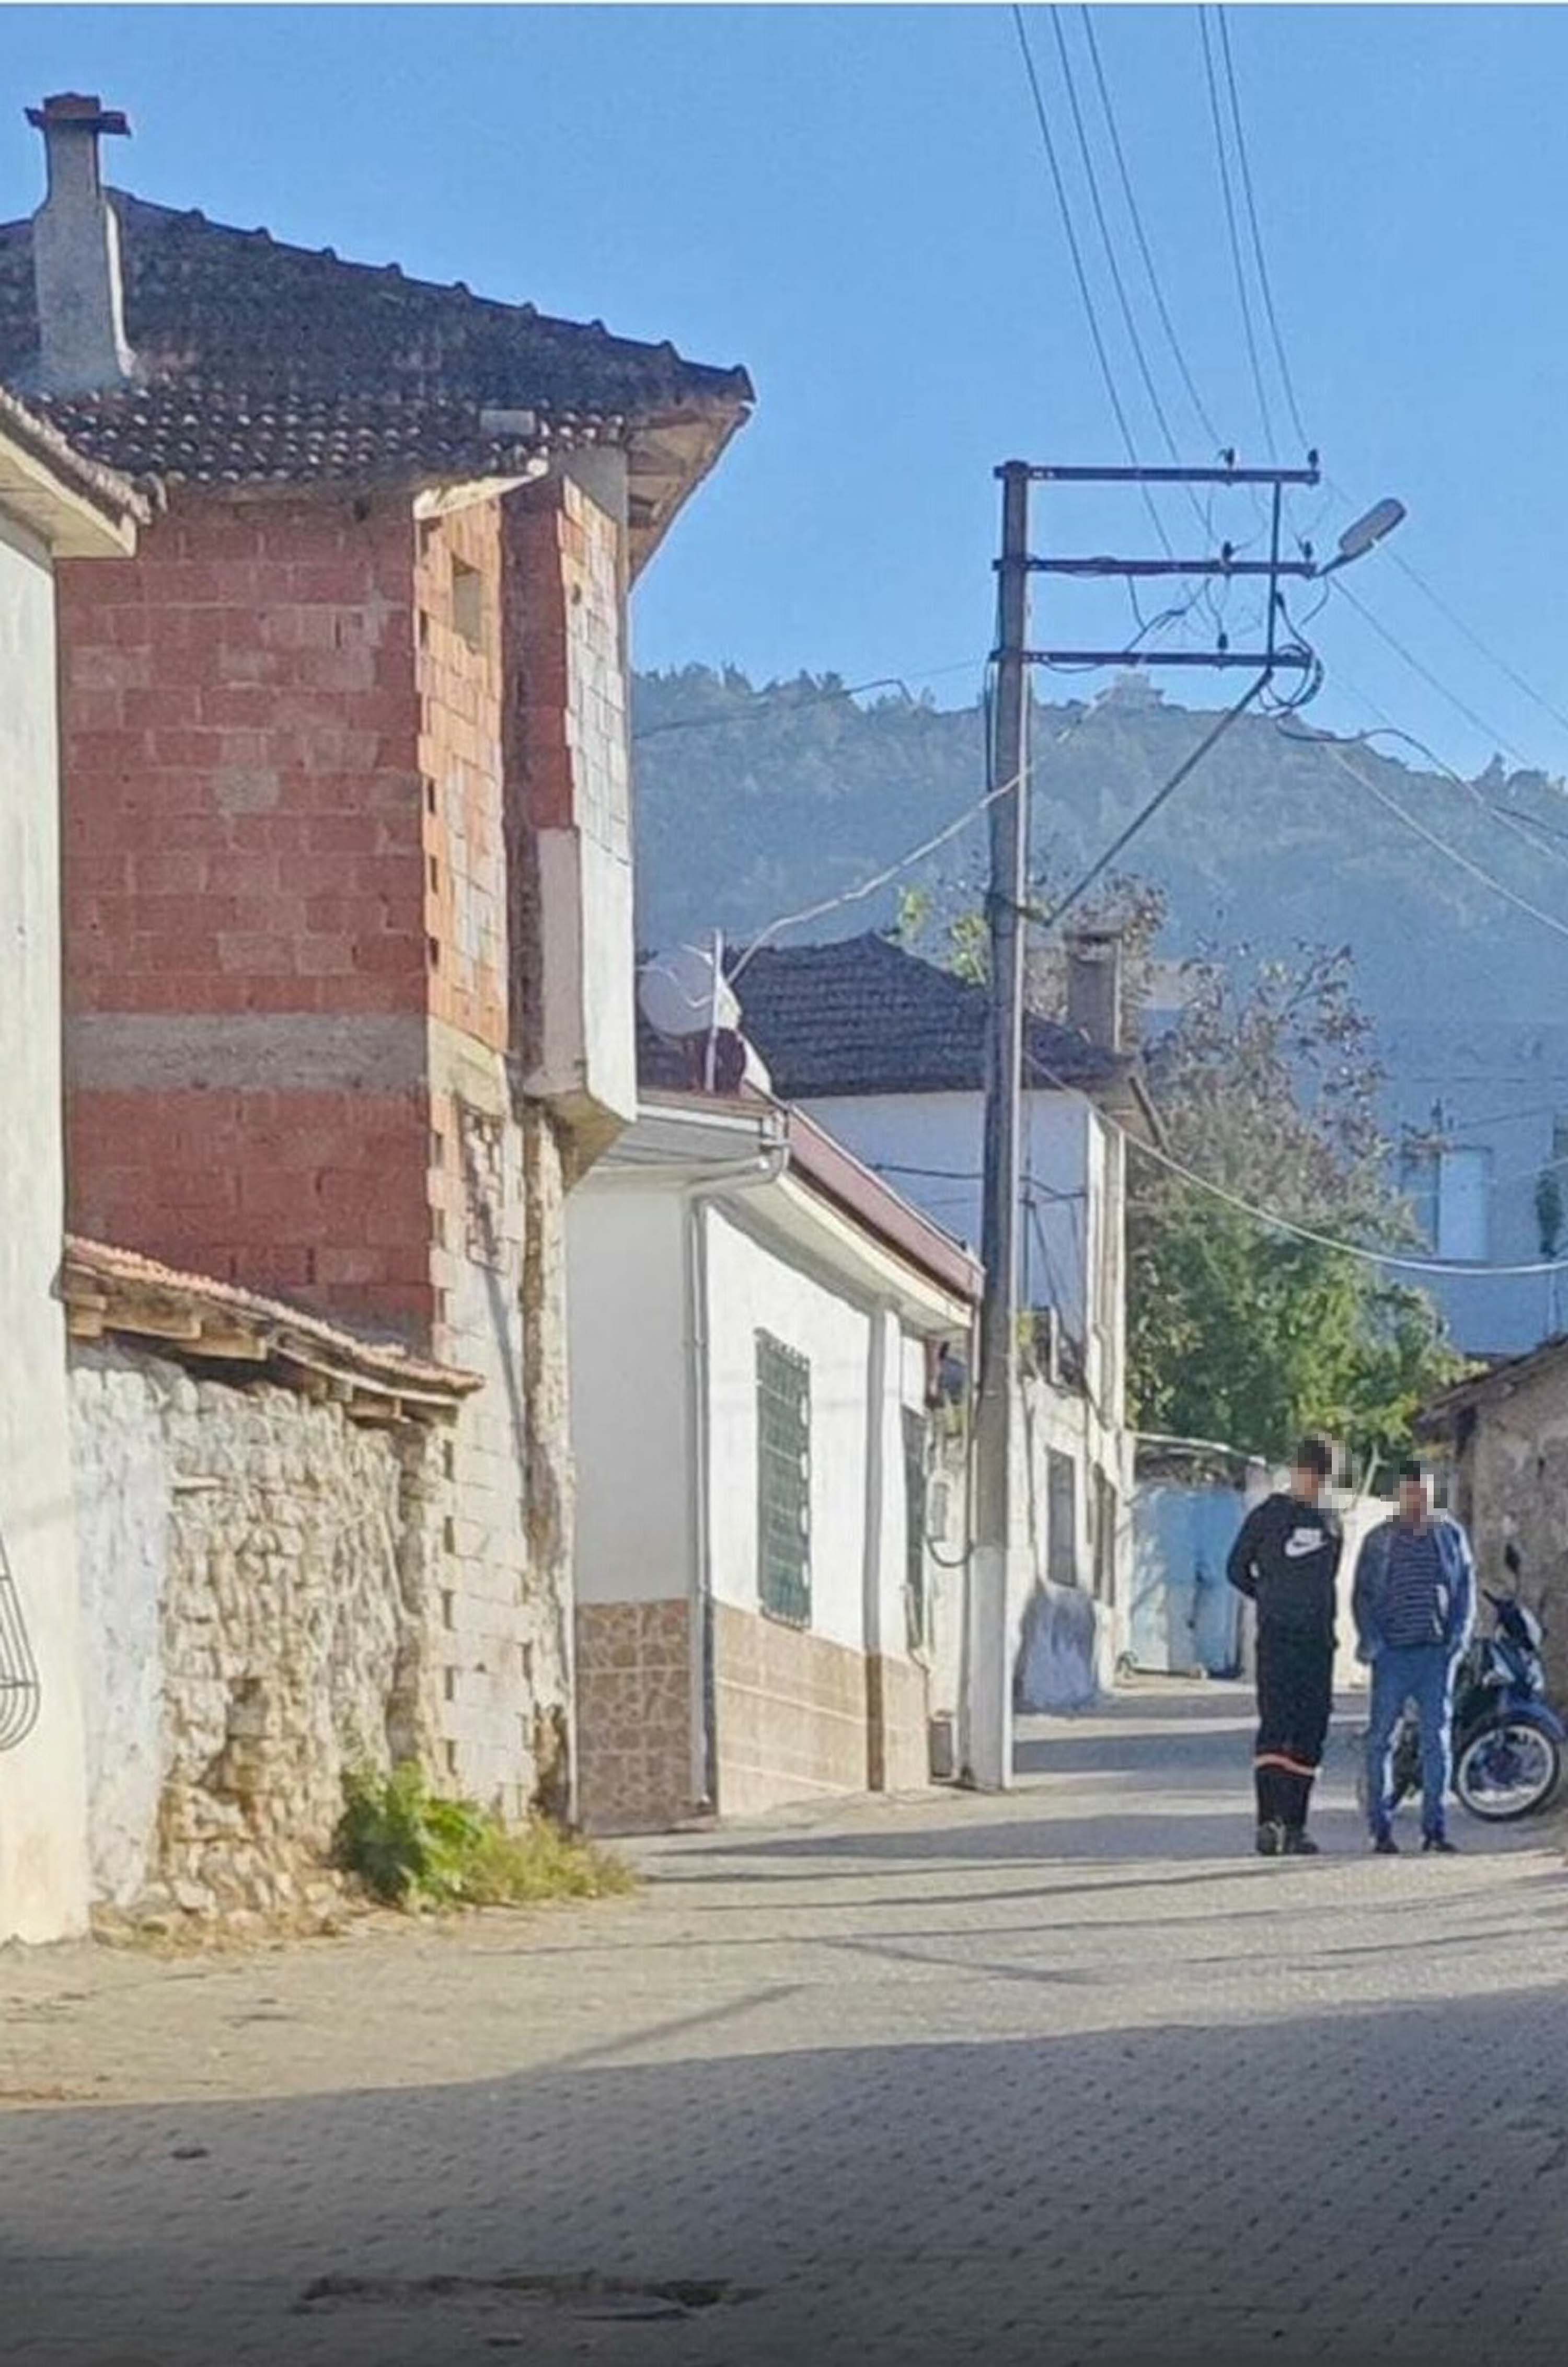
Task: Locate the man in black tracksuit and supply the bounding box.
[1226,1437,1342,1856]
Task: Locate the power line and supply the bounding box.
[726,688,1112,983]
[728,762,1026,983]
[1300,726,1568,949]
[1029,1041,1568,1278]
[1329,574,1534,769]
[723,587,1240,980]
[1010,4,1177,558]
[1347,714,1568,888]
[1213,4,1311,454]
[1387,546,1568,748]
[1197,3,1274,459]
[1321,468,1568,759]
[1047,6,1189,481]
[1021,668,1271,932]
[1078,4,1222,452]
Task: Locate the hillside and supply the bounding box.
[632,666,1568,1029]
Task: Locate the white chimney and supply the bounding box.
[1064,928,1123,1054]
[27,93,135,395]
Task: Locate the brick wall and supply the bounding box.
[414,500,509,1053]
[57,472,593,1820]
[59,488,434,1339]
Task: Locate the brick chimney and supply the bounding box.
[26,93,134,394]
[1064,928,1123,1054]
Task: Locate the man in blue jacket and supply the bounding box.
[1353,1461,1475,1854]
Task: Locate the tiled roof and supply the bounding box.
[722,933,1128,1099]
[0,379,148,523]
[0,191,752,545]
[63,1235,480,1413]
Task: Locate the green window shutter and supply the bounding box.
[756,1331,811,1626]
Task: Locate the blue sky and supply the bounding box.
[2,4,1565,775]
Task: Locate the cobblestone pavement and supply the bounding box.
[4,1685,1568,2367]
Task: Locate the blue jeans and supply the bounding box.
[1366,1644,1457,1840]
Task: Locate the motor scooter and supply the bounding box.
[1360,1545,1564,1823]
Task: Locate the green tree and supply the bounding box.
[1127,944,1466,1472]
[899,877,1466,1474]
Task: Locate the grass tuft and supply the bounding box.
[333,1764,635,1911]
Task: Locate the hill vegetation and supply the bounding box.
[633,665,1568,1030]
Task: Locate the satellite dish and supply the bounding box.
[638,943,739,1039]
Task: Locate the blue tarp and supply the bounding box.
[1128,1483,1248,1676]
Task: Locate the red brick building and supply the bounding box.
[0,94,752,1814]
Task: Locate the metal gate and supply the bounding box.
[0,1526,41,1750]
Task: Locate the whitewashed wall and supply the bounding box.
[0,515,90,1943]
[567,1185,692,1608]
[703,1204,873,1652]
[795,1089,1097,1345]
[70,1356,167,1904]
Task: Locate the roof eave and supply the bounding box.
[0,385,147,555]
[625,397,752,582]
[62,1236,480,1418]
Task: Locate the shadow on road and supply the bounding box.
[5,1984,1568,2366]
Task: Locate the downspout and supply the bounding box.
[861,1301,892,1791]
[682,1143,788,1814]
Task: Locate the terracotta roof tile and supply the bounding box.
[64,1235,480,1403]
[717,933,1128,1100]
[0,191,752,491]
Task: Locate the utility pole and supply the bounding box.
[962,451,1359,1791]
[966,460,1031,1792]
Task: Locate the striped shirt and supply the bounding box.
[1382,1522,1447,1648]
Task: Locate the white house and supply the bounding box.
[0,389,142,1941]
[716,929,1157,1703]
[567,1091,979,1829]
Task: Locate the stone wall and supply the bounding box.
[71,1341,449,1924]
[575,1599,693,1834]
[1459,1380,1568,1699]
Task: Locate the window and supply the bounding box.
[1400,1145,1490,1263]
[756,1333,811,1624]
[1046,1450,1079,1590]
[451,555,484,651]
[902,1407,928,1653]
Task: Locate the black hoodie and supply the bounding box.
[1226,1492,1342,1642]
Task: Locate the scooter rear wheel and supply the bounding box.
[1455,1719,1562,1821]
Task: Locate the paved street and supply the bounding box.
[4,1682,1567,2367]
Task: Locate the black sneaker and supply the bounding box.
[1372,1832,1400,1856]
[1281,1829,1320,1856]
[1422,1834,1458,1854]
[1255,1821,1284,1856]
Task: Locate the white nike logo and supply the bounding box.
[1283,1530,1327,1558]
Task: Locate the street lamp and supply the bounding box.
[1316,496,1406,578]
